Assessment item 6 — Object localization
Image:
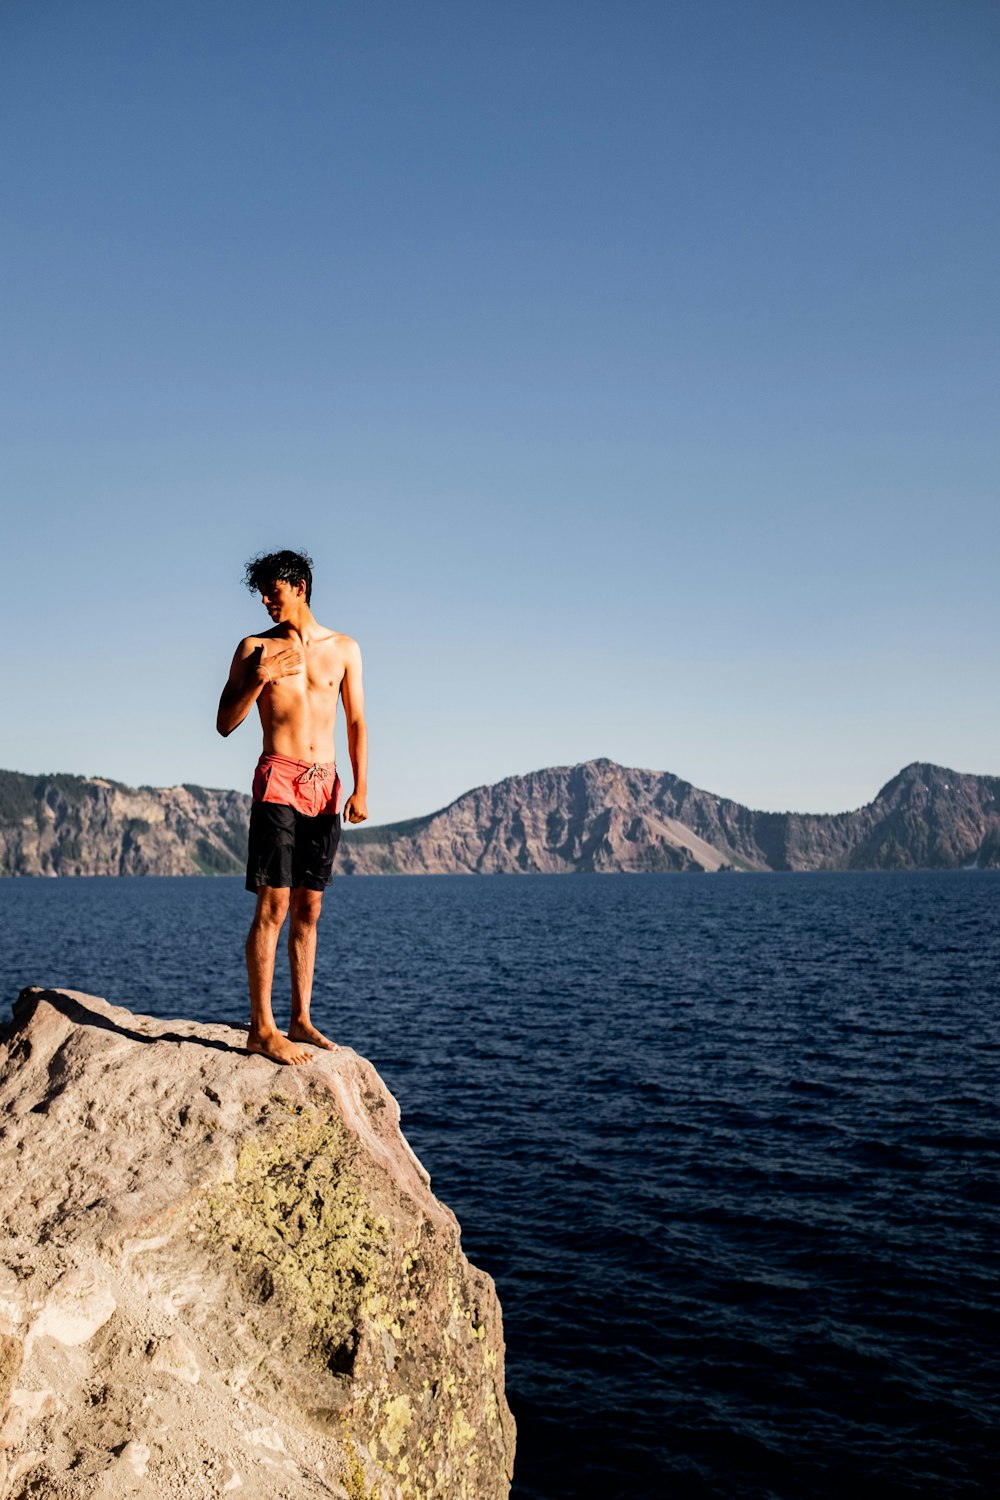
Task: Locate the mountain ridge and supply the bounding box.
[2,758,998,876]
[340,757,1000,875]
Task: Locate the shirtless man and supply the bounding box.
[216,549,368,1065]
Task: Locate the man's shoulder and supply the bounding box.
[238,625,283,648]
[315,626,360,655]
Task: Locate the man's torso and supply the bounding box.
[248,625,349,764]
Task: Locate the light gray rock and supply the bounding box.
[0,988,514,1499]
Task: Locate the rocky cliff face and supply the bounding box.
[0,988,514,1500]
[3,760,999,877]
[341,761,734,875]
[341,759,1000,875]
[0,772,249,877]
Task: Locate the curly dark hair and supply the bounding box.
[243,549,314,605]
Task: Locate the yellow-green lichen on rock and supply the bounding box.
[341,1437,385,1500]
[198,1105,390,1363]
[190,1093,513,1496]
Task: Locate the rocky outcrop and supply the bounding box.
[3,759,999,877]
[341,761,736,874]
[0,989,514,1499]
[340,759,1000,874]
[0,772,248,877]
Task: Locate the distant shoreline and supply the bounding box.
[3,758,999,877]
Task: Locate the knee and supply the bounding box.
[290,892,323,929]
[252,892,289,930]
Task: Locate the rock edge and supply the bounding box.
[0,988,514,1499]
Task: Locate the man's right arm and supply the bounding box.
[216,639,268,738]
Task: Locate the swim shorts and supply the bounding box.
[245,754,342,893]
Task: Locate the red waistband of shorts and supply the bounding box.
[256,753,336,779]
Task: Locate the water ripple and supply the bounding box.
[1,870,998,1497]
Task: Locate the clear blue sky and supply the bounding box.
[2,0,997,823]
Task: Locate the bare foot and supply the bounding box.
[247,1029,313,1065]
[287,1020,339,1051]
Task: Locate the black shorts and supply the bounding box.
[245,802,341,893]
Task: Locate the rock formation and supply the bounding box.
[0,988,514,1499]
[340,759,1000,874]
[0,772,248,878]
[3,759,999,877]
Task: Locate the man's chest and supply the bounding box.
[298,642,344,700]
[256,638,344,703]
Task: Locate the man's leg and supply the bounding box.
[246,887,312,1065]
[287,887,338,1050]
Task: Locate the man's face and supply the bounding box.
[260,578,302,622]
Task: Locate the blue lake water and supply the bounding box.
[2,871,998,1498]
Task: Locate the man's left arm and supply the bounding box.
[341,639,368,824]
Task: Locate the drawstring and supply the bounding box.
[294,763,333,784]
[293,762,338,812]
